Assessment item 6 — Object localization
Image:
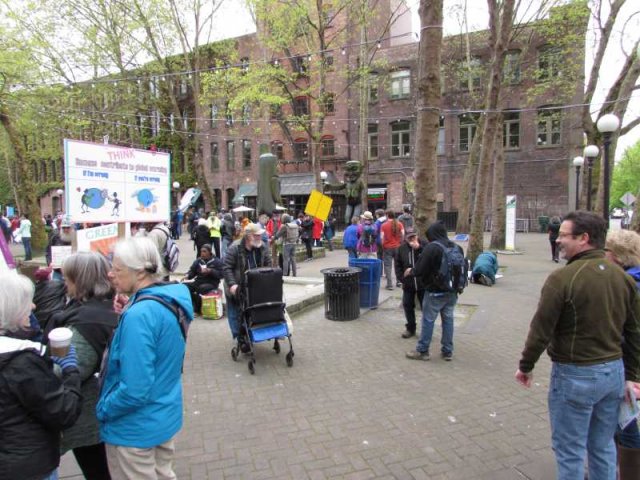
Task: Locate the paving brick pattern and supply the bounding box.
[57,234,562,479]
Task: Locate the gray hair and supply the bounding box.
[113,237,164,280]
[0,273,35,334]
[62,252,114,301]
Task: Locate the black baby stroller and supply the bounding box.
[231,267,294,374]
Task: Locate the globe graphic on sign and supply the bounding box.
[136,189,155,208]
[85,188,107,209]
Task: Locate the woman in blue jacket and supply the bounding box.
[343,216,359,258]
[99,237,193,479]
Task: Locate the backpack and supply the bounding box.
[285,223,299,243]
[154,227,180,272]
[362,224,376,247]
[433,242,468,294]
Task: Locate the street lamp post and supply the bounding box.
[596,114,620,224]
[572,156,584,210]
[583,145,599,211]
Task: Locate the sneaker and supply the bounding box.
[441,352,453,361]
[386,285,394,290]
[401,330,415,339]
[478,274,492,287]
[396,282,403,287]
[406,350,430,361]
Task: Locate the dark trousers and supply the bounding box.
[402,288,425,334]
[303,238,313,259]
[210,237,221,258]
[187,282,217,313]
[22,237,32,260]
[73,442,111,480]
[550,239,559,261]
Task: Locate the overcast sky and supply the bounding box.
[214,0,639,161]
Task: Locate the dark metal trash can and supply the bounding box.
[321,267,361,321]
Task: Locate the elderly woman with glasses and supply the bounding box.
[44,252,119,480]
[98,237,193,479]
[0,273,82,480]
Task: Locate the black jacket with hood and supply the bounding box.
[0,336,82,480]
[414,222,465,293]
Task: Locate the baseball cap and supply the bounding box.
[244,223,266,235]
[404,227,418,239]
[60,215,73,228]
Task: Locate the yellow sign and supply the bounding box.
[304,189,333,221]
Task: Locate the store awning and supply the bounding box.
[232,183,257,204]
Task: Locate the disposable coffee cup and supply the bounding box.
[49,327,73,357]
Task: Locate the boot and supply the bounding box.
[618,445,640,480]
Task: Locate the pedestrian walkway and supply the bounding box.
[52,232,563,479]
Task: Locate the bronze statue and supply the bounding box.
[323,160,364,224]
[256,153,282,215]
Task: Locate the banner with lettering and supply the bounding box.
[64,139,171,223]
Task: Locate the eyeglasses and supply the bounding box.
[558,232,583,239]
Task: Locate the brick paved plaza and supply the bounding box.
[48,233,560,479]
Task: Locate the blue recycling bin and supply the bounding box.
[348,258,383,308]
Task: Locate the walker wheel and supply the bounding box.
[248,360,255,375]
[231,347,238,361]
[286,352,293,367]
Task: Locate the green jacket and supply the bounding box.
[519,249,640,381]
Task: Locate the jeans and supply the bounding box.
[616,418,640,448]
[402,288,425,334]
[22,237,32,260]
[283,243,297,277]
[346,247,357,258]
[221,237,231,258]
[42,470,58,480]
[303,238,313,259]
[226,296,240,338]
[548,359,624,480]
[550,239,559,261]
[416,291,457,354]
[382,248,398,287]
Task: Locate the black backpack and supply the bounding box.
[433,242,468,294]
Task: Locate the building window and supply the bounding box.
[537,107,561,146]
[226,140,235,170]
[458,114,479,152]
[293,96,309,116]
[242,139,252,168]
[271,141,284,160]
[225,102,233,127]
[240,57,249,73]
[242,104,250,125]
[537,45,561,81]
[182,109,189,130]
[323,93,335,115]
[169,113,175,133]
[459,57,482,90]
[368,74,379,103]
[211,104,218,127]
[292,55,309,76]
[210,142,219,171]
[437,116,445,155]
[391,121,411,157]
[293,138,309,161]
[503,50,521,84]
[323,53,334,70]
[40,160,47,182]
[50,159,57,181]
[390,69,410,100]
[503,111,520,150]
[270,104,281,120]
[321,136,335,157]
[368,124,378,159]
[180,78,188,95]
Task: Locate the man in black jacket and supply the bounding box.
[222,223,272,344]
[395,228,426,339]
[406,221,464,361]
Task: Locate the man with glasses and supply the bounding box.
[515,210,640,480]
[222,223,272,350]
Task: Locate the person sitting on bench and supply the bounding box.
[182,244,223,315]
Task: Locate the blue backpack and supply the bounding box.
[433,242,468,294]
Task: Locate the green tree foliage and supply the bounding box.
[611,140,640,209]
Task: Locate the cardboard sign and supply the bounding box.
[304,189,333,221]
[76,223,119,255]
[51,246,73,268]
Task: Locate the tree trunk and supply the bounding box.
[0,104,46,249]
[489,117,505,250]
[358,9,369,212]
[413,0,443,237]
[468,0,515,263]
[455,116,484,233]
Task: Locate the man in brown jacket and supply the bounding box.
[515,211,640,480]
